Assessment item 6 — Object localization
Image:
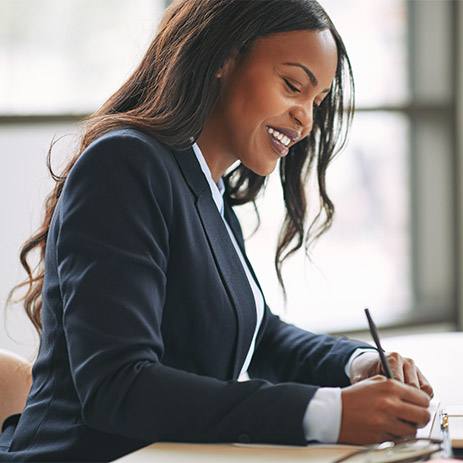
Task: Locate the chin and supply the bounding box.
[245,160,278,177]
[260,163,278,177]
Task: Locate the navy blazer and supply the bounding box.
[0,129,369,462]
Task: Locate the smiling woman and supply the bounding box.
[0,1,434,462]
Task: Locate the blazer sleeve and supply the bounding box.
[248,310,372,386]
[56,131,318,446]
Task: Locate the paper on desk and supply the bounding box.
[417,397,441,440]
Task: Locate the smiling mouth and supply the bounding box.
[266,127,292,147]
[266,126,293,157]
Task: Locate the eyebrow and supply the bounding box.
[282,62,331,93]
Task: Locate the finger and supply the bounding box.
[416,368,434,398]
[370,374,388,383]
[397,400,431,427]
[392,380,430,408]
[388,419,418,439]
[420,383,434,398]
[386,352,404,382]
[402,359,420,389]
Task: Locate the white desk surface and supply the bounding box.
[115,332,463,462]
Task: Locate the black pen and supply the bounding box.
[364,308,393,379]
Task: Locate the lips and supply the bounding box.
[266,126,301,157]
[267,131,289,156]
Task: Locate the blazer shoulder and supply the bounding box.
[99,127,168,149]
[66,128,184,193]
[59,128,184,221]
[80,127,174,166]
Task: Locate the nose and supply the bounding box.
[289,102,314,136]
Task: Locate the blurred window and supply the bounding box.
[0,0,457,356]
[0,0,163,114]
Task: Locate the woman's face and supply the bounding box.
[198,29,338,181]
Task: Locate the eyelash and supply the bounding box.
[283,78,300,93]
[283,77,322,113]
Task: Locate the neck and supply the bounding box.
[197,118,237,183]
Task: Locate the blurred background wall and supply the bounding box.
[0,0,461,361]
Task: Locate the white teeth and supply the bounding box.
[266,127,291,147]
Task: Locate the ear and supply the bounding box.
[216,51,239,80]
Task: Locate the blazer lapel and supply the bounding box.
[172,147,257,378]
[224,201,270,347]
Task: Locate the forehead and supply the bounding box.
[245,29,338,86]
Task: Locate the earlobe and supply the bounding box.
[216,52,238,80]
[216,62,229,80]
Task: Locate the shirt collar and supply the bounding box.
[192,142,225,216]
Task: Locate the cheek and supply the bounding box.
[226,81,286,135]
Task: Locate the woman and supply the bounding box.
[1,0,433,461]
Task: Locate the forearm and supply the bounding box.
[249,311,371,386]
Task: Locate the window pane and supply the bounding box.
[235,112,411,332]
[0,0,164,114]
[319,0,409,107]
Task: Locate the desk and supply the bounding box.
[115,332,463,462]
[115,443,372,462]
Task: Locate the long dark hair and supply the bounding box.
[10,0,354,335]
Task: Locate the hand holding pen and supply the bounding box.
[338,308,434,444]
[348,308,434,398]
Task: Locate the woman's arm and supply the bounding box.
[248,308,371,386]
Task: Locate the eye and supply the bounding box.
[283,78,300,94]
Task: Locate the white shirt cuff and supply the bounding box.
[302,387,342,443]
